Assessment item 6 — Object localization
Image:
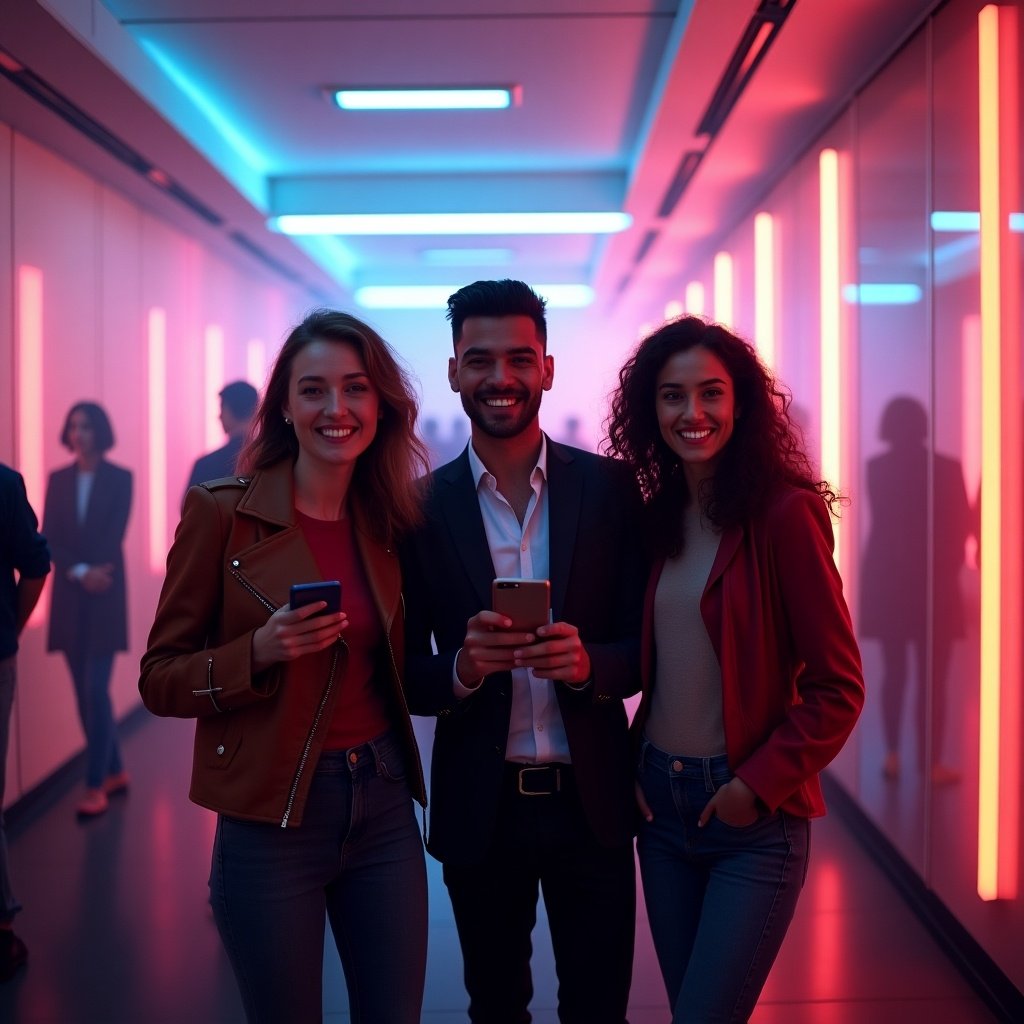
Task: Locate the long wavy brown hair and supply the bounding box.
[239,309,429,542]
[605,316,838,558]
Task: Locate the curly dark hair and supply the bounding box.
[605,316,838,557]
[239,309,429,543]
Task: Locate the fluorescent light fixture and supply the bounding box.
[355,284,593,309]
[931,210,1024,231]
[420,248,515,265]
[842,283,922,305]
[269,212,631,236]
[333,88,514,110]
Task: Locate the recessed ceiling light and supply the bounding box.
[269,212,632,236]
[354,284,594,309]
[331,87,517,110]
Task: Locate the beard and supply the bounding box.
[460,388,543,439]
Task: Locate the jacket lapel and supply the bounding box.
[437,451,495,610]
[545,439,582,621]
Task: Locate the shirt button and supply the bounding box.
[216,745,225,756]
[348,752,358,764]
[537,723,544,732]
[521,543,527,551]
[672,760,683,773]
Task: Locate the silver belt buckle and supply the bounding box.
[518,765,560,796]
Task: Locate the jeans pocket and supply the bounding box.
[379,756,407,783]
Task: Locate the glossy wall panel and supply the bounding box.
[1,122,310,802]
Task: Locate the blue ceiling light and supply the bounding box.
[931,211,1024,232]
[355,284,594,309]
[269,212,632,235]
[843,283,922,305]
[332,88,516,110]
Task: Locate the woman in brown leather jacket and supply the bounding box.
[140,310,430,1024]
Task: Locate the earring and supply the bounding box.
[283,416,291,425]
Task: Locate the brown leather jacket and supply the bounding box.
[139,461,425,827]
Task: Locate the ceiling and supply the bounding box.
[1,0,941,323]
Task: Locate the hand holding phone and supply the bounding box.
[251,581,345,673]
[491,578,550,632]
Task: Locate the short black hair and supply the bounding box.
[60,402,115,453]
[446,279,548,351]
[219,380,259,420]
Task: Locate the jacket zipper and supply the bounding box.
[229,564,347,829]
[281,639,344,828]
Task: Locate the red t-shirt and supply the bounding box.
[296,511,390,749]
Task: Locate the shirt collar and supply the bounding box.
[468,433,548,494]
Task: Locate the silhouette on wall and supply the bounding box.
[860,396,973,783]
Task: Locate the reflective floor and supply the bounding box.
[0,712,998,1023]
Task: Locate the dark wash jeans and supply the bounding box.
[63,651,122,789]
[210,730,427,1024]
[637,740,810,1024]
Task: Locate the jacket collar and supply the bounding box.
[236,460,297,526]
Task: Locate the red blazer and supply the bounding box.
[632,485,864,818]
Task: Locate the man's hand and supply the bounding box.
[80,564,115,593]
[698,777,760,828]
[252,603,347,673]
[455,610,536,689]
[513,621,591,686]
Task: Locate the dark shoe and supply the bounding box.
[103,771,130,796]
[0,930,27,982]
[76,788,109,818]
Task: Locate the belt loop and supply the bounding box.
[702,757,714,793]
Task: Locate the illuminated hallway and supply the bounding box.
[0,711,1001,1024]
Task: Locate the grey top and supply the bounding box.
[646,501,726,756]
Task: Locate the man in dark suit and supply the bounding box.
[402,280,645,1024]
[185,380,258,495]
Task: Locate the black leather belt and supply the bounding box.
[505,762,570,796]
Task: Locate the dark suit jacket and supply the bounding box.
[401,439,646,865]
[42,460,132,654]
[186,435,244,493]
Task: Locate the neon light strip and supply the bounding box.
[713,252,734,326]
[754,213,775,369]
[269,212,632,236]
[684,281,705,315]
[977,4,1002,902]
[842,283,922,305]
[334,88,512,110]
[962,316,981,570]
[148,308,168,574]
[17,266,47,626]
[664,300,683,320]
[819,149,842,570]
[247,339,266,391]
[354,284,594,309]
[930,211,1023,231]
[204,325,225,449]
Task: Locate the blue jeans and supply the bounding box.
[0,657,22,924]
[210,730,427,1024]
[64,651,123,789]
[637,740,810,1024]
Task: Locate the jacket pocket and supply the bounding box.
[199,715,243,771]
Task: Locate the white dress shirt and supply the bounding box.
[454,436,571,764]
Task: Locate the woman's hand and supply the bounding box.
[698,776,761,828]
[251,603,347,673]
[81,564,114,593]
[635,779,653,823]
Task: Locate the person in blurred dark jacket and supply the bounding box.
[185,380,259,495]
[0,463,50,980]
[43,402,132,818]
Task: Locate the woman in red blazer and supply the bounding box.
[607,317,863,1023]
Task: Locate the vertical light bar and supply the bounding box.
[820,149,842,570]
[977,2,1020,901]
[246,338,266,391]
[684,281,706,315]
[17,266,47,626]
[204,324,225,449]
[713,252,734,326]
[664,300,683,320]
[148,308,168,574]
[754,212,776,370]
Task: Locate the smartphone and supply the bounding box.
[289,580,342,616]
[492,578,550,632]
